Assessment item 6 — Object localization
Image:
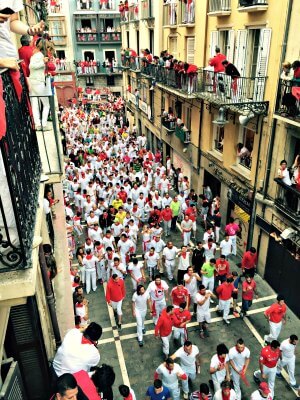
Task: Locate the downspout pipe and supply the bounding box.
[39,245,62,348]
[197,100,204,172]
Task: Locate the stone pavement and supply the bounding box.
[82,218,300,400]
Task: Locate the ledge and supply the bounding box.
[237,5,268,12]
[207,150,224,162]
[207,11,231,16]
[230,163,251,181]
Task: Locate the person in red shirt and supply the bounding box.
[106,274,126,329]
[215,255,230,286]
[118,187,128,203]
[209,47,226,73]
[264,295,287,344]
[240,275,258,318]
[18,35,34,77]
[171,282,189,308]
[155,305,179,359]
[173,302,191,346]
[224,217,240,256]
[185,203,197,239]
[253,340,281,398]
[216,276,236,325]
[160,205,173,237]
[241,247,257,278]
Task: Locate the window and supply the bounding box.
[49,17,66,45]
[186,37,195,64]
[126,31,130,48]
[136,30,140,55]
[246,29,261,77]
[107,76,115,86]
[209,30,234,62]
[149,29,154,54]
[237,127,254,169]
[213,125,224,153]
[56,50,65,59]
[169,37,177,59]
[82,19,92,29]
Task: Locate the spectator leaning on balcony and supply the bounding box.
[0,1,44,70]
[29,38,55,130]
[222,59,241,100]
[277,159,292,186]
[280,62,294,81]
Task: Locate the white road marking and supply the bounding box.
[103,282,130,386]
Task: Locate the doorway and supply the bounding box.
[83,50,95,61]
[104,50,116,63]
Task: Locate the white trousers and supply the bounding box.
[173,327,186,346]
[183,231,191,246]
[254,365,276,398]
[85,269,97,294]
[181,368,196,394]
[202,276,214,292]
[231,369,242,400]
[30,81,50,127]
[277,356,296,386]
[153,299,166,324]
[96,261,106,281]
[212,372,225,393]
[111,300,123,316]
[161,333,172,356]
[215,226,220,243]
[165,260,176,280]
[264,321,282,342]
[230,235,237,255]
[136,309,147,341]
[163,220,171,235]
[218,299,231,321]
[165,385,180,400]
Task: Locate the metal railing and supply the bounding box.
[99,32,121,42]
[197,68,267,102]
[175,125,191,144]
[0,65,41,272]
[76,0,94,10]
[274,178,300,225]
[238,0,268,7]
[275,79,300,122]
[161,118,176,131]
[239,155,252,169]
[99,0,118,10]
[76,32,98,42]
[208,0,231,13]
[163,3,177,26]
[75,63,121,74]
[141,0,154,19]
[129,4,139,21]
[180,0,195,24]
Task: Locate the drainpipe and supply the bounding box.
[256,0,293,253]
[197,100,204,172]
[39,245,62,348]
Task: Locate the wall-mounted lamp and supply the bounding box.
[212,107,228,128]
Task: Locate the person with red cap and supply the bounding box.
[250,382,272,400]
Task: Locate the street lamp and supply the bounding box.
[212,107,228,128]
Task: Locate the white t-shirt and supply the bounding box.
[162,246,178,261]
[250,390,272,400]
[278,168,292,186]
[0,0,24,58]
[147,281,169,301]
[173,345,199,371]
[219,239,233,256]
[132,291,150,312]
[213,389,237,400]
[229,346,250,372]
[210,354,229,383]
[184,273,200,296]
[144,251,160,267]
[82,255,98,270]
[195,291,212,312]
[118,239,134,254]
[280,338,296,359]
[128,261,143,281]
[53,329,100,376]
[156,363,185,388]
[111,262,126,278]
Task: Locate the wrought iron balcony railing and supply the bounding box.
[161,117,176,132]
[0,66,42,272]
[275,79,300,122]
[76,32,99,43]
[274,178,300,225]
[163,3,177,26]
[141,0,154,19]
[99,32,121,42]
[129,4,139,21]
[208,0,231,14]
[179,0,195,24]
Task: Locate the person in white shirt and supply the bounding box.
[149,236,166,274]
[184,266,202,311]
[276,334,298,388]
[82,249,99,294]
[277,160,292,186]
[250,382,273,400]
[111,257,126,278]
[229,338,251,400]
[171,341,200,397]
[117,234,134,267]
[203,239,217,261]
[128,258,146,290]
[162,193,173,208]
[155,358,187,400]
[144,247,160,281]
[146,276,169,324]
[195,284,216,338]
[203,227,215,244]
[213,380,237,400]
[162,241,179,281]
[210,343,230,392]
[219,235,233,259]
[53,322,102,376]
[132,284,151,346]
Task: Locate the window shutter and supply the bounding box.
[169,37,177,59]
[253,28,272,100]
[226,30,235,63]
[234,29,248,76]
[186,37,195,64]
[210,30,219,58]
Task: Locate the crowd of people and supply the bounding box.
[44,92,300,400]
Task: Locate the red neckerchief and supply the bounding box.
[124,394,133,400]
[182,252,187,259]
[166,365,172,374]
[218,355,225,366]
[76,303,83,308]
[81,336,94,345]
[86,254,93,260]
[222,392,230,400]
[208,243,212,249]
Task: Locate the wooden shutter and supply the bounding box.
[226,30,235,63]
[234,29,248,76]
[210,30,219,58]
[169,37,177,59]
[186,37,195,64]
[253,28,272,100]
[5,297,50,400]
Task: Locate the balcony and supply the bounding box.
[163,3,177,27]
[76,0,94,11]
[55,61,74,72]
[76,62,122,75]
[129,4,139,22]
[141,0,154,20]
[48,1,63,14]
[197,68,267,104]
[208,0,231,16]
[76,32,99,43]
[238,0,268,12]
[99,0,118,11]
[161,116,176,133]
[275,79,300,123]
[175,124,191,144]
[274,178,300,226]
[99,31,121,43]
[179,0,195,25]
[0,65,41,272]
